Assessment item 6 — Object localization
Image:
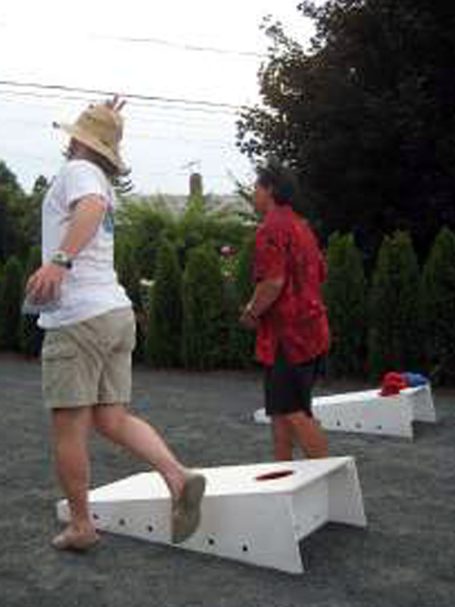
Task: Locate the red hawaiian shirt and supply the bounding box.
[253,205,330,366]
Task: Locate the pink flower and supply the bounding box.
[220,245,235,257]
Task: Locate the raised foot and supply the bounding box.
[172,472,206,544]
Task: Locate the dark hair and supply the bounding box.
[256,159,304,215]
[87,148,133,194]
[65,140,133,194]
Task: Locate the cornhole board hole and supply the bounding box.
[254,384,436,439]
[56,457,366,574]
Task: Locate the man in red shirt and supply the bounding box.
[241,161,329,460]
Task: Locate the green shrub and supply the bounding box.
[181,244,224,370]
[0,256,24,351]
[115,238,142,309]
[176,195,249,268]
[145,238,182,367]
[225,236,255,368]
[324,233,367,377]
[115,199,175,280]
[421,227,455,383]
[368,232,421,378]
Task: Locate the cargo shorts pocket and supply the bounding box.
[42,332,80,407]
[42,331,78,361]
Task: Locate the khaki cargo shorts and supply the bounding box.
[41,307,136,409]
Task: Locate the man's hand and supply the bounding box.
[26,263,67,305]
[25,195,105,307]
[239,277,284,331]
[239,305,258,331]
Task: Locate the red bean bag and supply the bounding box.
[380,372,409,396]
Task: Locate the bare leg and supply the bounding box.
[271,415,294,461]
[51,406,99,549]
[93,404,206,543]
[285,411,328,459]
[93,404,188,499]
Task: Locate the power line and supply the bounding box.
[0,79,241,112]
[0,88,98,106]
[0,114,238,149]
[0,81,247,187]
[0,20,266,59]
[91,33,267,59]
[0,147,236,183]
[0,90,238,128]
[0,97,241,146]
[0,86,240,117]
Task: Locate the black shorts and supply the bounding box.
[264,351,324,417]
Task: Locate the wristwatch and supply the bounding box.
[50,250,73,270]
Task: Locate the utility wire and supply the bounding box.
[0,147,234,182]
[90,33,267,59]
[0,97,241,144]
[0,92,239,130]
[0,21,266,59]
[0,114,238,149]
[0,87,240,117]
[0,79,241,112]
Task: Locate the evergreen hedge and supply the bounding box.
[0,256,23,351]
[324,233,367,377]
[146,238,182,367]
[421,227,455,383]
[226,236,255,368]
[181,244,224,370]
[2,227,453,383]
[368,232,421,378]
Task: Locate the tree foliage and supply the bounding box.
[324,232,367,376]
[237,1,455,253]
[0,256,24,351]
[181,244,225,370]
[0,164,44,264]
[225,236,256,368]
[368,231,421,377]
[116,197,176,280]
[420,227,455,383]
[145,238,182,367]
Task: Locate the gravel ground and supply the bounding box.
[1,357,454,607]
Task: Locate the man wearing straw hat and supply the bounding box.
[26,97,205,551]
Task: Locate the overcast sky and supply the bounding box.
[0,1,317,195]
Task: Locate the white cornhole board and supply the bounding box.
[254,384,436,439]
[57,457,366,574]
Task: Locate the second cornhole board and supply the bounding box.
[254,385,436,439]
[57,457,366,574]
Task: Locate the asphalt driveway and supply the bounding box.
[0,357,454,607]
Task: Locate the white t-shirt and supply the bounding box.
[38,159,131,329]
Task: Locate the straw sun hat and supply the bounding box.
[54,103,127,174]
